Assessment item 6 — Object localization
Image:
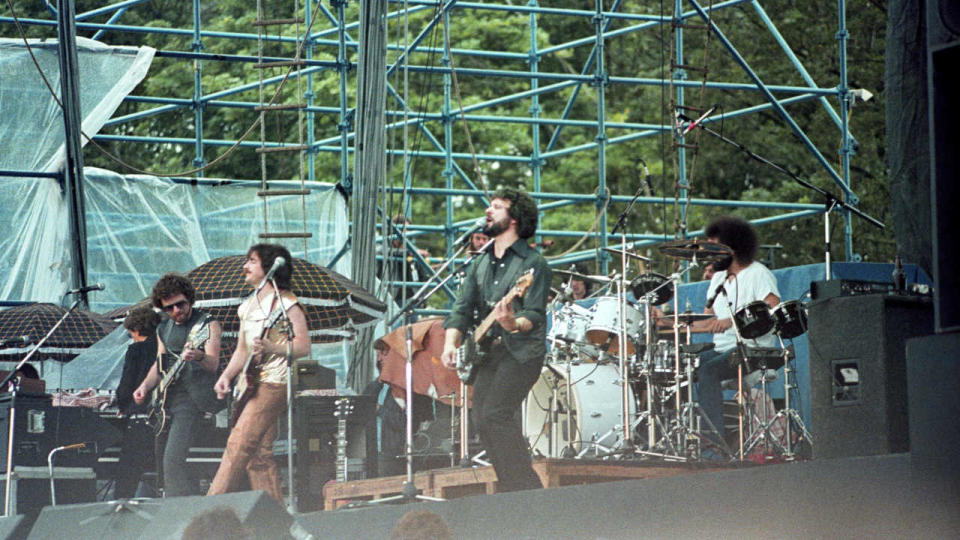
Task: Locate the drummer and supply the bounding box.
[670,216,780,454]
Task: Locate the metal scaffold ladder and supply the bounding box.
[254,0,312,251]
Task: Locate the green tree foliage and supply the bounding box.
[1,0,893,272]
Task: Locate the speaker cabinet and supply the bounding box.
[807,295,933,459]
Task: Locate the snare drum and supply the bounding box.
[585,297,642,355]
[733,300,775,339]
[525,364,635,457]
[773,300,808,339]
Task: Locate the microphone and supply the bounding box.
[680,104,719,135]
[453,218,486,246]
[67,283,104,295]
[256,257,287,292]
[705,281,725,310]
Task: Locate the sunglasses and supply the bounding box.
[161,299,189,313]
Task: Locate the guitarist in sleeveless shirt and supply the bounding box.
[441,188,552,492]
[208,244,311,503]
[133,273,223,496]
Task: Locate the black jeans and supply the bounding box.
[472,344,544,492]
[161,390,203,496]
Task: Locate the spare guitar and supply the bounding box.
[455,269,535,385]
[333,397,354,482]
[229,307,286,427]
[148,316,212,434]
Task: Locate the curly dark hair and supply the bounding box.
[122,306,161,335]
[705,216,758,264]
[494,187,538,239]
[248,243,294,290]
[151,273,196,308]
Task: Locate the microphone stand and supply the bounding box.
[1,296,84,516]
[366,239,493,506]
[685,120,884,279]
[269,275,300,514]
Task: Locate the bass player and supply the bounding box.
[440,188,552,492]
[208,243,310,503]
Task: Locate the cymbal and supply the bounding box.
[630,272,672,306]
[602,247,651,262]
[555,269,614,285]
[658,239,733,260]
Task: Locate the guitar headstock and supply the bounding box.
[334,398,354,418]
[513,268,535,297]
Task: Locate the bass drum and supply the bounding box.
[525,364,635,458]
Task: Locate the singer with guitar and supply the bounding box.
[441,188,551,493]
[133,273,223,496]
[208,244,310,503]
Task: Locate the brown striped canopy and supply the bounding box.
[187,255,386,343]
[0,303,120,362]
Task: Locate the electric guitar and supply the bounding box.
[229,307,286,427]
[455,269,535,385]
[333,398,354,482]
[148,316,212,434]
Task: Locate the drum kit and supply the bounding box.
[527,239,812,462]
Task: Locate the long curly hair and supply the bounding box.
[494,187,538,239]
[705,216,758,264]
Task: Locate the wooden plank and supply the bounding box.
[321,459,732,510]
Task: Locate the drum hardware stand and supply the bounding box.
[748,339,813,459]
[737,355,784,459]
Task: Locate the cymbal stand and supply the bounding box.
[608,183,646,456]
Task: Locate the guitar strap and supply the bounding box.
[475,248,529,307]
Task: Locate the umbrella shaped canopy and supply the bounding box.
[187,256,386,343]
[0,302,120,363]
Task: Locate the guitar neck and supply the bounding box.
[473,288,523,342]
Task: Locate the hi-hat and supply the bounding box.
[602,246,651,262]
[555,269,614,285]
[658,239,733,260]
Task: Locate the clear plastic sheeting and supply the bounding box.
[40,324,130,392]
[0,36,155,302]
[81,167,350,315]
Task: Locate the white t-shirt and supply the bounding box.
[707,261,780,352]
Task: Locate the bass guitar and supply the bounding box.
[455,269,534,385]
[148,316,212,434]
[229,307,286,427]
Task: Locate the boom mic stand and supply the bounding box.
[683,119,884,279]
[367,238,492,505]
[1,294,85,516]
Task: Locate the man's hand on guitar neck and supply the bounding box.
[494,297,530,334]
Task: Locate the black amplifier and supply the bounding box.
[810,279,896,300]
[0,393,120,469]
